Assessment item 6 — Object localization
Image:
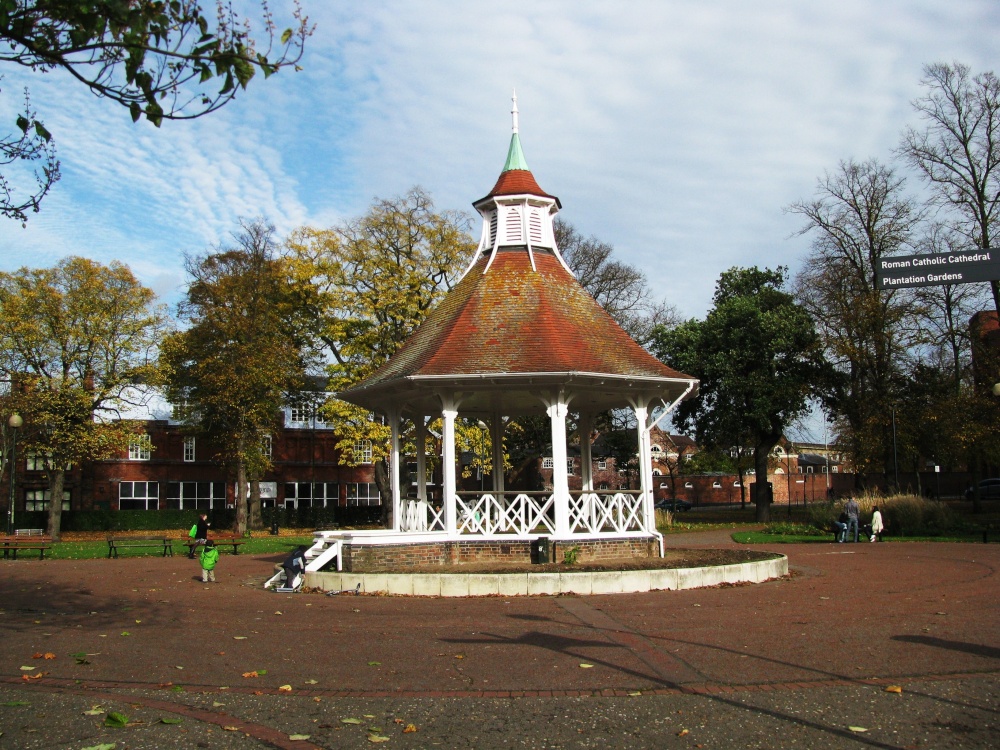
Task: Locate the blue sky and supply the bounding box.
[1,0,998,320]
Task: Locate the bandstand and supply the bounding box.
[307,98,698,573]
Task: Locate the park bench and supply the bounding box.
[180,533,247,555]
[106,536,174,559]
[15,528,46,536]
[1,535,53,560]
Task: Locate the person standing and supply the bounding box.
[870,506,884,542]
[845,497,860,542]
[188,513,211,558]
[199,540,219,583]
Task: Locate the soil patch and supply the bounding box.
[380,548,779,574]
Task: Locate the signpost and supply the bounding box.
[876,249,1000,290]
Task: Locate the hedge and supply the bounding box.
[13,505,384,533]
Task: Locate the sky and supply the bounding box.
[1,0,998,321]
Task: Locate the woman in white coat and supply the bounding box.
[870,506,884,542]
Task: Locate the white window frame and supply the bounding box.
[597,459,607,471]
[542,457,554,469]
[183,436,196,462]
[119,481,158,510]
[262,434,272,458]
[566,458,574,474]
[25,489,71,512]
[128,435,152,461]
[355,439,373,464]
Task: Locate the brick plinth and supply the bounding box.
[342,537,658,572]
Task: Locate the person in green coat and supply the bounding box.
[199,540,219,582]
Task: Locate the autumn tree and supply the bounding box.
[0,257,165,539]
[901,61,1000,314]
[0,0,312,221]
[651,267,829,521]
[788,159,924,484]
[160,219,317,534]
[287,188,476,515]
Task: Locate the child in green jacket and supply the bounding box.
[199,540,219,582]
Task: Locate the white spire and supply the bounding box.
[511,88,519,134]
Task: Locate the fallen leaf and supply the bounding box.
[279,684,293,692]
[212,701,225,707]
[304,679,318,684]
[104,711,129,728]
[885,685,903,694]
[289,735,311,741]
[677,729,690,737]
[628,691,642,696]
[75,657,91,665]
[368,735,391,743]
[364,715,376,719]
[394,719,404,724]
[4,701,30,707]
[367,661,381,666]
[216,651,225,655]
[258,669,267,675]
[135,620,141,624]
[454,654,465,659]
[252,691,264,696]
[170,686,184,693]
[341,718,364,725]
[31,652,44,659]
[80,744,116,750]
[579,663,594,669]
[174,666,184,670]
[274,611,283,615]
[233,636,248,640]
[403,723,418,733]
[21,673,43,681]
[120,631,131,637]
[849,726,868,733]
[19,666,36,671]
[313,697,321,702]
[159,718,183,724]
[223,725,240,731]
[242,671,258,678]
[83,707,105,715]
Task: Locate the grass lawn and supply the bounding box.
[34,534,316,560]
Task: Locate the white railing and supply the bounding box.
[400,499,446,531]
[568,491,646,534]
[456,492,555,536]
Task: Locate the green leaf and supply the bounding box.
[4,701,30,706]
[341,718,364,725]
[16,115,29,133]
[281,28,293,45]
[103,711,129,727]
[81,744,117,750]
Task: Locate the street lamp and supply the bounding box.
[7,413,23,535]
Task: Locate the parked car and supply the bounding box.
[654,498,692,512]
[978,478,1000,500]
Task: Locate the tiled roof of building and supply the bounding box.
[478,168,557,203]
[349,248,692,387]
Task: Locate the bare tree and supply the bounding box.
[900,62,1000,314]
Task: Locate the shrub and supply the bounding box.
[806,492,958,537]
[762,521,826,536]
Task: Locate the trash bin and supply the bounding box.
[270,518,279,536]
[533,536,550,564]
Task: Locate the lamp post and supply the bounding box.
[7,413,23,535]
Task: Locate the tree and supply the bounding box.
[0,257,165,539]
[788,159,924,484]
[651,267,829,521]
[1,0,312,221]
[160,219,317,534]
[0,82,59,223]
[901,62,1000,314]
[555,218,679,344]
[286,188,476,517]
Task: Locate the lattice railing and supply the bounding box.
[568,492,646,534]
[456,493,555,536]
[400,499,445,532]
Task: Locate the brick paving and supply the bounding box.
[0,531,998,748]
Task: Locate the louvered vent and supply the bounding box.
[504,207,522,243]
[489,211,498,248]
[528,208,544,245]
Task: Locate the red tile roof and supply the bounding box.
[475,169,558,204]
[348,249,693,388]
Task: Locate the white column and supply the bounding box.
[490,412,505,494]
[634,401,653,532]
[388,407,402,532]
[578,412,593,492]
[415,417,428,502]
[441,401,459,535]
[547,392,571,536]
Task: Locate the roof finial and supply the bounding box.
[511,88,519,134]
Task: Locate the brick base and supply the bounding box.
[342,537,658,572]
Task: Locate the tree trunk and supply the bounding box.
[249,478,262,531]
[374,458,392,528]
[45,468,65,541]
[235,454,248,535]
[753,447,772,523]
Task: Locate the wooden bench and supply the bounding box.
[180,534,247,555]
[15,528,46,536]
[1,536,53,560]
[106,536,174,558]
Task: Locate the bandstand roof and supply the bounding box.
[339,105,698,419]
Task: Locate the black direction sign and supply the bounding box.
[875,250,1000,290]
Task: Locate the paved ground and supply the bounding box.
[1,531,998,749]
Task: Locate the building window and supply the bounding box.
[566,459,575,474]
[183,436,196,462]
[262,434,272,458]
[542,457,554,469]
[712,481,722,488]
[597,460,607,470]
[346,482,380,506]
[599,482,610,490]
[684,482,694,489]
[119,481,158,510]
[284,482,340,509]
[128,435,152,461]
[26,451,49,471]
[651,445,662,453]
[659,482,668,489]
[289,404,311,423]
[165,481,225,510]
[354,439,373,464]
[652,469,662,476]
[25,489,70,512]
